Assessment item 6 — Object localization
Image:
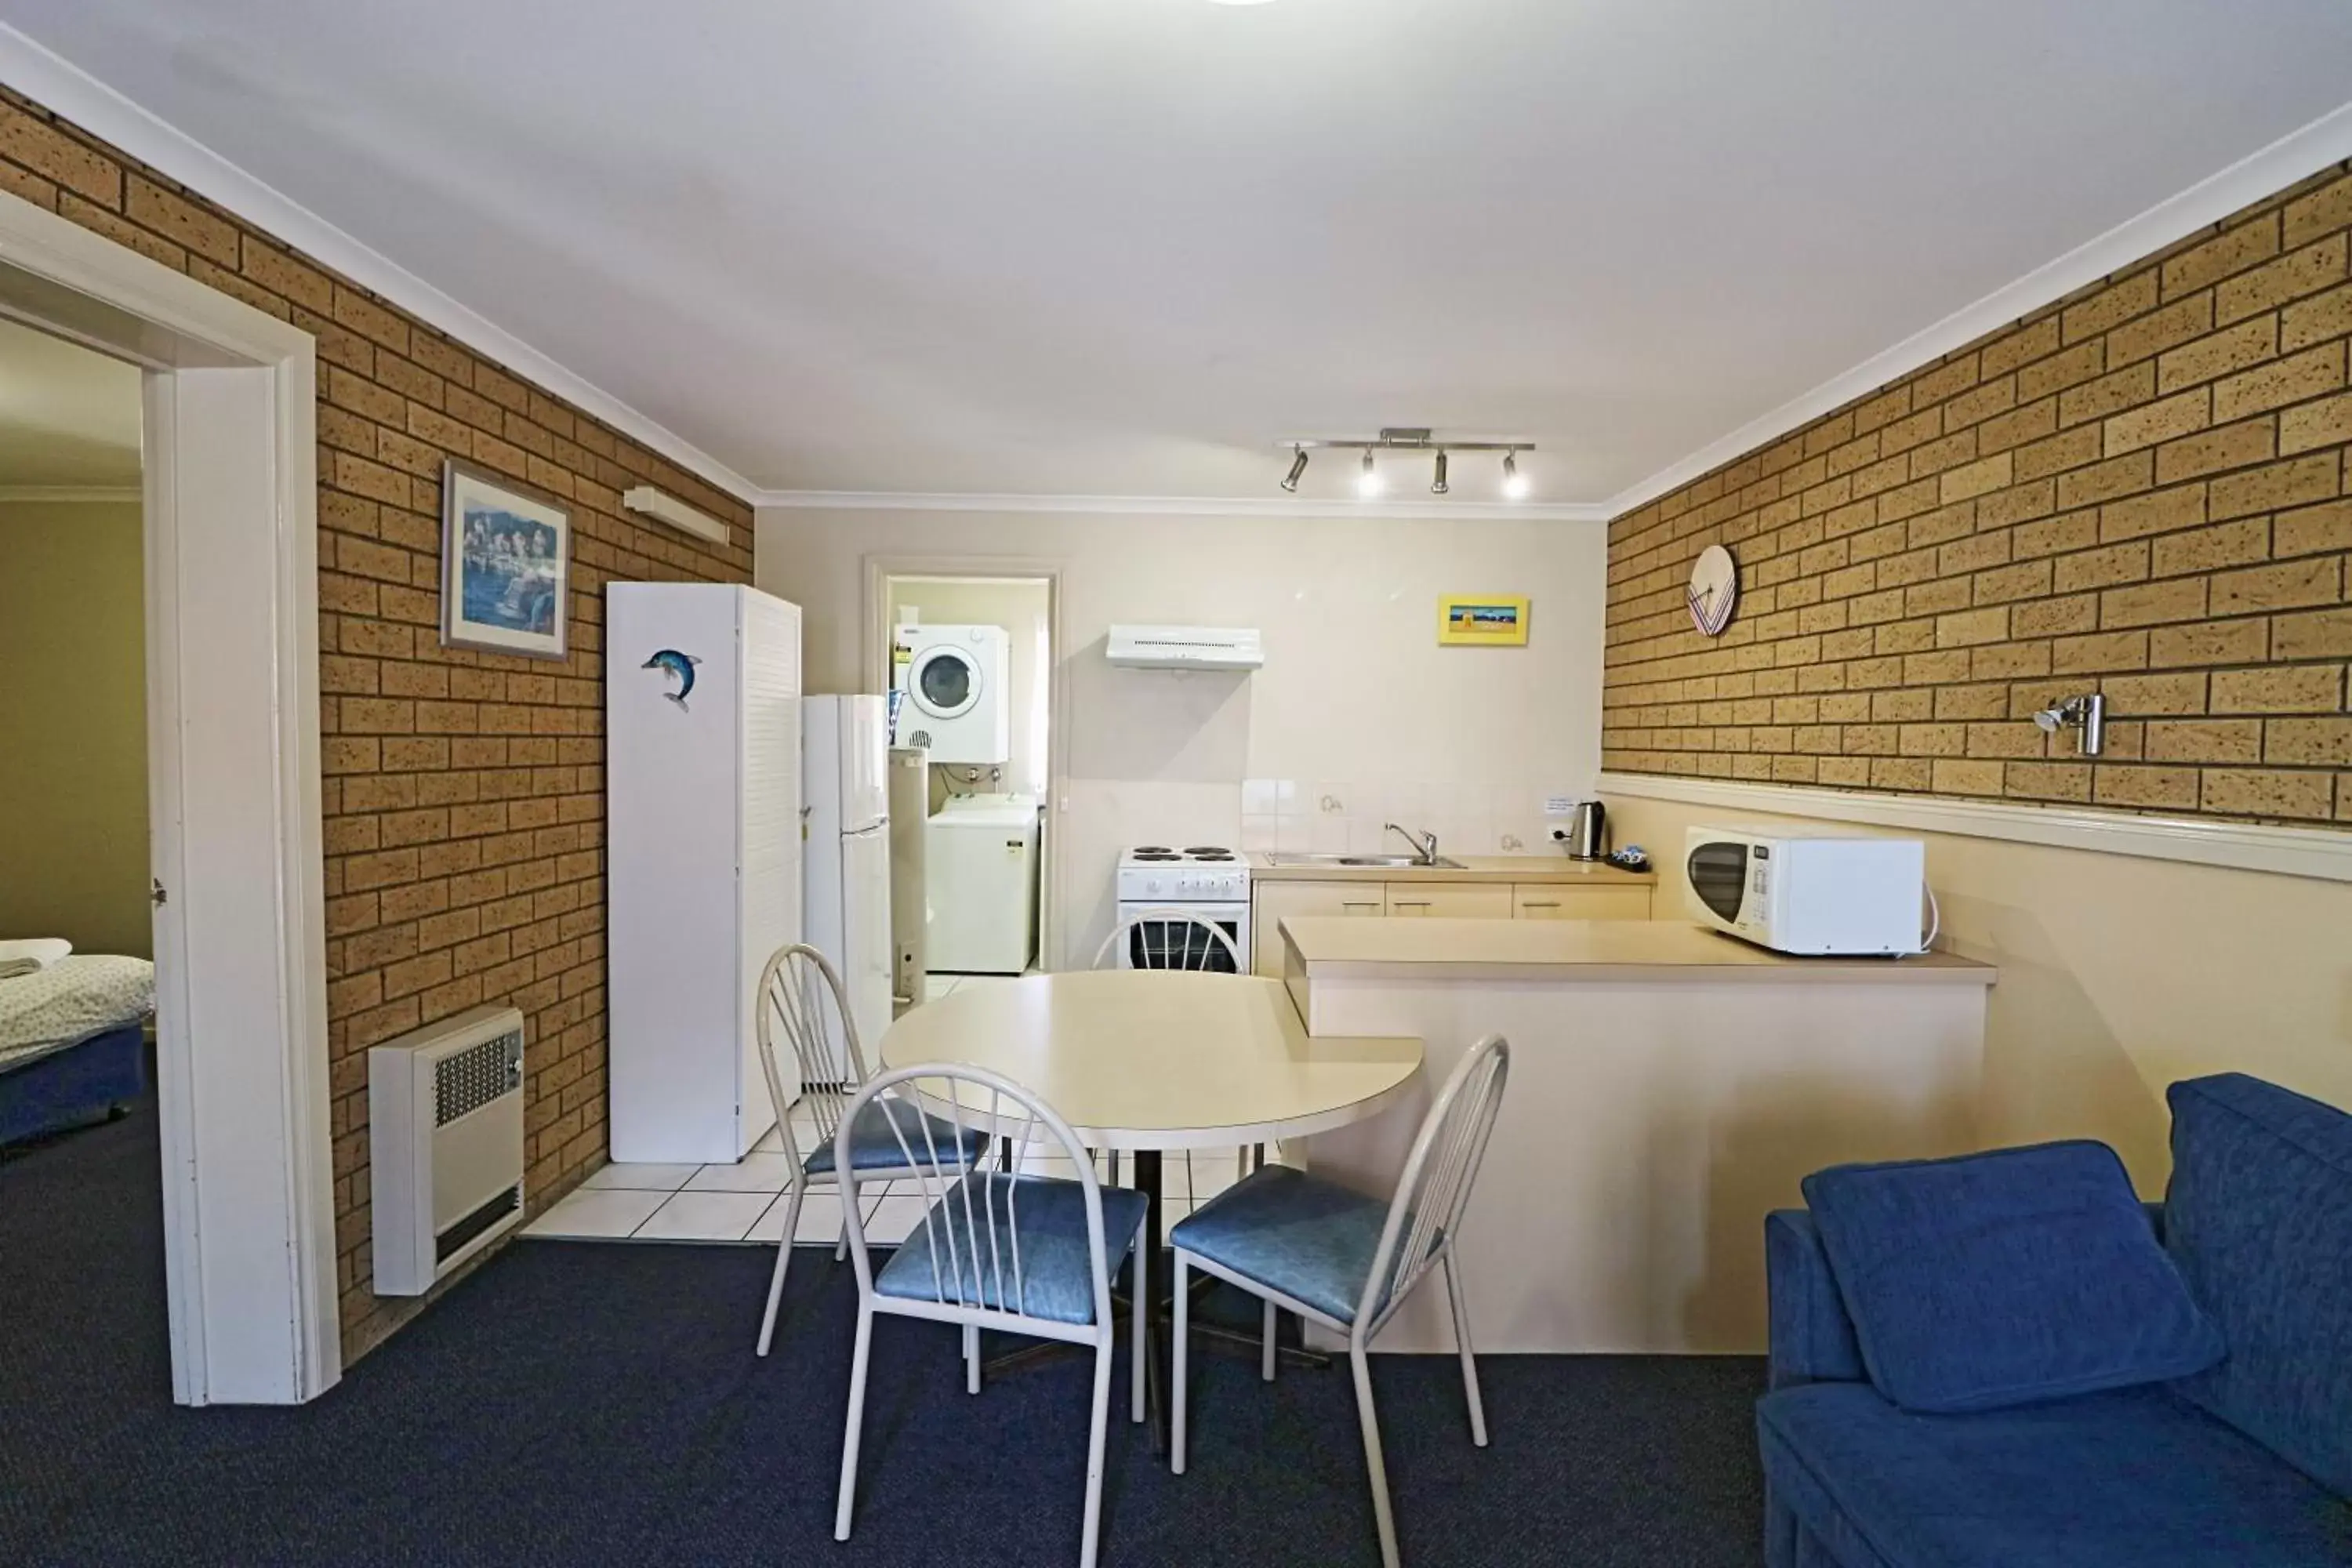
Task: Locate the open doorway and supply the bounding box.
[0,191,334,1406]
[877,572,1057,997]
[0,318,163,1411]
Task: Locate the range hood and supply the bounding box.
[1105,625,1265,671]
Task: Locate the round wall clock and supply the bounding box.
[1687,544,1738,637]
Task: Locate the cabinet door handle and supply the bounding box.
[1521,899,1560,909]
[1392,900,1431,909]
[1341,900,1382,912]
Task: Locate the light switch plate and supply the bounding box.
[1543,795,1577,816]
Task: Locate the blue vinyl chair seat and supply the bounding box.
[875,1172,1147,1326]
[1170,1165,1396,1324]
[804,1098,991,1177]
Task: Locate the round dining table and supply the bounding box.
[877,969,1424,1435]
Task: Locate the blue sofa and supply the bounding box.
[1757,1073,2352,1567]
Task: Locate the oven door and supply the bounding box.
[1113,902,1249,974]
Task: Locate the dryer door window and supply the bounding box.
[910,647,981,719]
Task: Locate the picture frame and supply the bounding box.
[1436,594,1530,647]
[439,459,571,661]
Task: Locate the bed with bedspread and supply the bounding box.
[0,948,154,1148]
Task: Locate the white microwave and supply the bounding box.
[1683,826,1928,956]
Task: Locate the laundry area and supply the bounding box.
[887,577,1051,987]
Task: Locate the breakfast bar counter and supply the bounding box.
[1281,916,1996,1356]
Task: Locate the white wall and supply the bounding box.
[1603,789,2352,1189]
[887,575,1052,800]
[759,507,1609,967]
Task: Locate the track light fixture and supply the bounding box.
[1501,450,1529,499]
[1282,446,1308,492]
[1272,428,1534,499]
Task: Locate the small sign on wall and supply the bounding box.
[1437,595,1530,646]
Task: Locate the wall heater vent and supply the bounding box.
[370,1004,526,1296]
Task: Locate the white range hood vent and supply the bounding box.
[1105,625,1264,671]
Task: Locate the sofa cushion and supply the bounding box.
[1759,1380,2352,1567]
[2165,1073,2352,1497]
[1802,1141,2221,1413]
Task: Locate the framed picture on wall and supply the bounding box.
[1436,594,1530,647]
[439,459,571,661]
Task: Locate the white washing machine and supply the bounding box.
[927,794,1039,974]
[895,623,1011,764]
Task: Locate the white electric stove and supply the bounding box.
[1112,846,1252,972]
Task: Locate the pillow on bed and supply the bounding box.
[0,938,72,981]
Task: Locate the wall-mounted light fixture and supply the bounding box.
[2031,693,2106,757]
[622,485,730,546]
[1275,428,1535,499]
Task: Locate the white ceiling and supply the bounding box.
[4,2,2351,506]
[0,314,140,488]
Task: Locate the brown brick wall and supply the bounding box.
[0,87,756,1357]
[1604,162,2352,824]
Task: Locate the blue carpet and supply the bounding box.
[0,1097,1767,1566]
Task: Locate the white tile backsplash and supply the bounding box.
[1234,776,1583,863]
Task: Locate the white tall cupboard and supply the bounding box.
[607,583,803,1163]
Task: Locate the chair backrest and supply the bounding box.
[837,1063,1118,1330]
[753,943,869,1181]
[1093,908,1243,973]
[1354,1033,1512,1334]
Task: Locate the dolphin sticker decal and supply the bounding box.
[644,648,702,710]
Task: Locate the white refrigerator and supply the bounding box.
[803,695,893,1084]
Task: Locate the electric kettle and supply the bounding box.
[1566,800,1608,861]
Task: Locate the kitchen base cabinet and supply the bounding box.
[1250,880,1386,976]
[1250,873,1659,975]
[1513,884,1653,920]
[1384,883,1512,920]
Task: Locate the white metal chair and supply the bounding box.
[1091,908,1244,973]
[750,942,990,1357]
[1092,909,1247,1185]
[1167,1033,1512,1568]
[833,1063,1149,1568]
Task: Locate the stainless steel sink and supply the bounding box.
[1261,852,1468,869]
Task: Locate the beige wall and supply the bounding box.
[887,575,1053,800]
[758,507,1609,967]
[1603,789,2352,1188]
[0,499,151,958]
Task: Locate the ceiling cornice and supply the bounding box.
[0,24,762,503]
[751,489,1610,522]
[1599,96,2352,522]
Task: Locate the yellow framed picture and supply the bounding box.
[1437,595,1530,646]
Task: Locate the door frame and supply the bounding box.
[861,556,1067,971]
[0,189,336,1403]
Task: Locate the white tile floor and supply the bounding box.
[525,968,1265,1247]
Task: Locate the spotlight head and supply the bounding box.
[1356,448,1383,498]
[1282,446,1308,493]
[1431,449,1450,495]
[1501,450,1530,499]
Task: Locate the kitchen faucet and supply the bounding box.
[1384,822,1439,866]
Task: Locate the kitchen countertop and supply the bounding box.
[1279,916,1996,985]
[1247,852,1655,887]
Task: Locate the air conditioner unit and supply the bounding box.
[369,1004,526,1296]
[1105,625,1265,671]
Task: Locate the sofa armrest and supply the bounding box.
[1765,1209,1866,1391]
